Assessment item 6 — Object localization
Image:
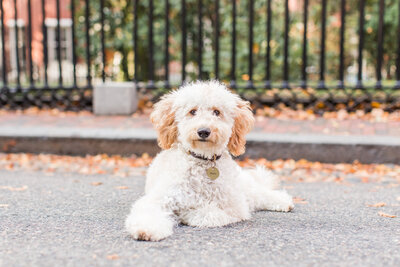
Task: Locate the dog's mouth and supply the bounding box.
[197,139,209,142]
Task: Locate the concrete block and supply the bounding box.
[94,82,137,115]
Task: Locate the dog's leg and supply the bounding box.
[180,203,248,228]
[125,196,175,241]
[249,189,294,212]
[243,166,294,212]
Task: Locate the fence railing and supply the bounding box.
[0,0,399,111]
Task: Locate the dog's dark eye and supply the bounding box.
[189,109,197,116]
[213,110,220,116]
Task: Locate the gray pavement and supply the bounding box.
[1,170,399,267]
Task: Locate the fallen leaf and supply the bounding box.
[293,197,308,204]
[0,185,28,191]
[91,182,103,186]
[2,139,17,152]
[106,254,119,260]
[367,202,386,207]
[116,186,129,190]
[378,212,397,218]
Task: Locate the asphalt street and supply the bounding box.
[1,170,399,266]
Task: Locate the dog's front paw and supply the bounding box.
[125,213,173,241]
[129,227,170,241]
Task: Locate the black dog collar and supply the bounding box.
[188,151,221,161]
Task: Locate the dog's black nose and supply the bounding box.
[197,128,211,139]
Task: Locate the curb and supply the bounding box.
[0,127,399,164]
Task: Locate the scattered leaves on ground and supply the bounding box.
[2,106,400,122]
[238,158,400,184]
[0,185,28,191]
[256,107,400,122]
[367,202,386,207]
[293,197,308,204]
[0,153,151,177]
[0,153,399,184]
[378,212,397,218]
[0,107,92,117]
[106,254,119,260]
[115,186,129,190]
[91,182,103,186]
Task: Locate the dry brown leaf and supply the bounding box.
[378,212,397,218]
[367,202,386,207]
[116,186,129,190]
[293,197,308,204]
[0,185,28,191]
[91,182,103,186]
[106,254,119,260]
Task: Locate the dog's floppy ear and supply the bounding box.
[150,92,178,149]
[228,98,255,156]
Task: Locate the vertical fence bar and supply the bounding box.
[338,0,346,89]
[85,0,91,88]
[181,0,186,83]
[27,0,33,87]
[375,0,384,89]
[147,0,154,88]
[0,0,7,87]
[71,0,77,87]
[164,0,170,87]
[282,0,289,88]
[56,0,62,86]
[230,0,236,88]
[247,0,254,88]
[396,0,400,88]
[41,0,48,87]
[265,0,271,88]
[317,0,327,89]
[133,0,138,83]
[356,0,365,89]
[301,0,308,89]
[214,0,219,79]
[198,0,202,80]
[13,0,20,87]
[100,0,105,82]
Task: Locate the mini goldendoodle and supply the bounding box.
[125,80,294,241]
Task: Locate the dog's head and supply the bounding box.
[150,80,254,158]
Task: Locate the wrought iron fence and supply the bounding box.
[0,0,399,111]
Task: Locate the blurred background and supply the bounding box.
[1,0,400,111]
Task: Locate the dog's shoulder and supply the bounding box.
[150,148,187,168]
[146,148,190,186]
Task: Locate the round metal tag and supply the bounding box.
[206,167,220,180]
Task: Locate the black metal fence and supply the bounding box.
[0,0,400,111]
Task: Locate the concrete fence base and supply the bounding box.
[94,82,138,115]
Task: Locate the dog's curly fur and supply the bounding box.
[125,80,294,241]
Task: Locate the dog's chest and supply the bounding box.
[173,161,232,210]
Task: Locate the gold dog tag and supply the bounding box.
[206,167,219,180]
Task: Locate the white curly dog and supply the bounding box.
[125,80,294,241]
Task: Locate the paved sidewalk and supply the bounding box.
[1,170,399,266]
[0,113,399,163]
[1,113,400,136]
